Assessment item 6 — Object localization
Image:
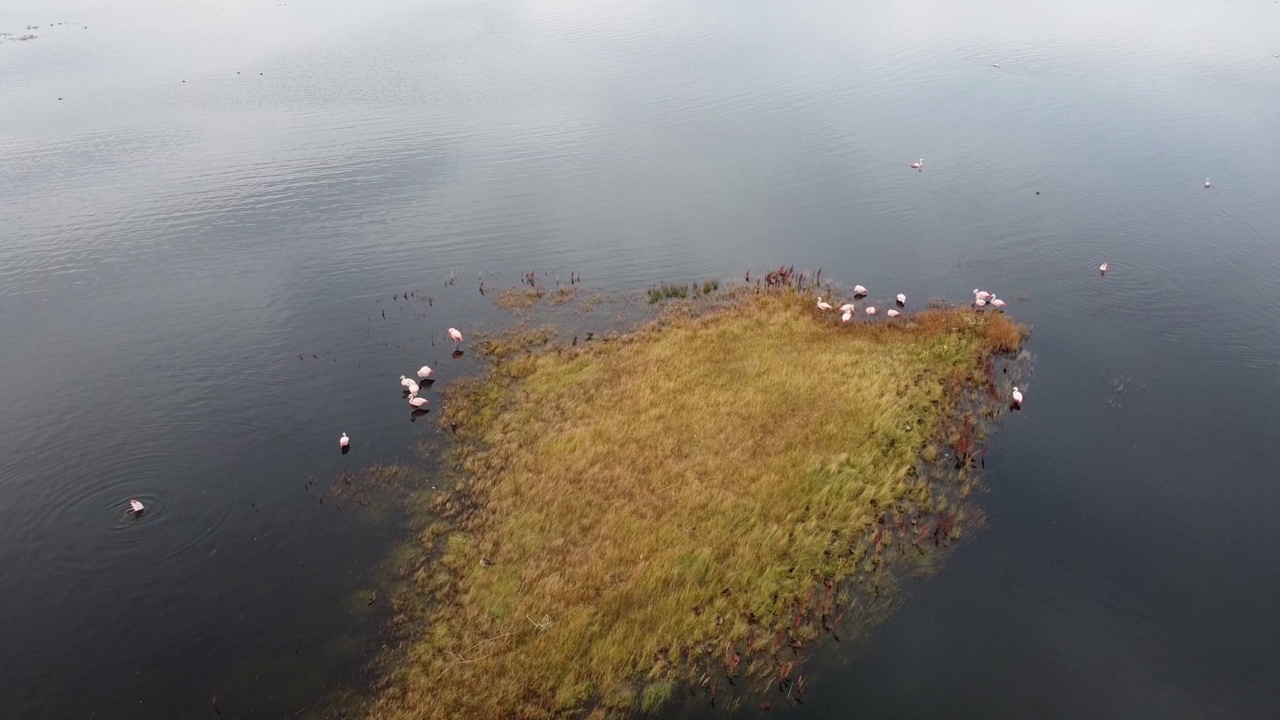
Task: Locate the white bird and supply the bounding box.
[910,159,923,170]
[975,297,988,308]
[973,289,992,301]
[404,379,420,395]
[400,375,416,390]
[896,293,906,306]
[1099,262,1109,274]
[853,285,868,295]
[817,297,833,311]
[409,396,429,409]
[887,308,901,318]
[1011,386,1024,407]
[417,365,434,379]
[838,303,856,313]
[990,298,1007,308]
[1204,178,1211,188]
[447,327,464,344]
[128,499,144,514]
[339,432,349,449]
[865,306,877,316]
[841,309,852,324]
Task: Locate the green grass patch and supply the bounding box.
[362,287,1024,719]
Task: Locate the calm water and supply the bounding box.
[3,0,1279,716]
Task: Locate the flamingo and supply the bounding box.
[404,379,420,395]
[990,298,1007,308]
[841,309,852,324]
[448,327,464,344]
[886,308,901,318]
[853,285,868,296]
[975,297,988,308]
[409,396,429,409]
[400,375,416,390]
[817,297,833,311]
[417,365,434,379]
[838,303,856,313]
[910,159,923,170]
[1099,262,1109,275]
[1204,178,1211,188]
[865,306,876,316]
[127,499,144,514]
[896,293,906,306]
[339,432,349,449]
[1011,386,1024,407]
[973,289,992,302]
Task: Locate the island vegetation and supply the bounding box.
[359,273,1026,719]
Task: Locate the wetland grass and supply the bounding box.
[364,287,1025,719]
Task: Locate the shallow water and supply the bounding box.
[3,0,1280,716]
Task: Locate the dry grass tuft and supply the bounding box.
[363,288,1025,719]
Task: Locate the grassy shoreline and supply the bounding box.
[362,283,1025,719]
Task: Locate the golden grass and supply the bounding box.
[363,288,1024,719]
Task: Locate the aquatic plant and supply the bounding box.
[361,285,1025,719]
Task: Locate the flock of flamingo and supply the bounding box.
[124,327,468,516]
[817,281,1026,409]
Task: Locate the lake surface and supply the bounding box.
[3,0,1279,716]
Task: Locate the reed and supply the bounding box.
[363,287,1024,719]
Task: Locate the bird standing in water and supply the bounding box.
[339,432,350,449]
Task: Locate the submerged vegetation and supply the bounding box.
[362,281,1025,719]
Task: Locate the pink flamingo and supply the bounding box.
[973,289,992,302]
[816,297,833,311]
[417,365,434,379]
[447,327,464,344]
[865,306,876,316]
[838,303,856,313]
[853,285,868,295]
[1204,178,1211,188]
[910,159,923,170]
[409,396,429,409]
[1099,262,1109,275]
[127,499,145,515]
[1011,386,1024,407]
[403,379,419,395]
[841,309,852,324]
[886,309,901,318]
[975,297,988,308]
[339,432,349,449]
[896,293,906,306]
[990,298,1007,308]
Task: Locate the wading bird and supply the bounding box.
[896,293,906,306]
[841,309,852,323]
[865,306,876,316]
[1011,386,1024,407]
[887,308,901,318]
[816,297,832,311]
[339,432,349,449]
[1204,178,1211,188]
[400,375,416,391]
[1099,262,1109,274]
[409,396,429,409]
[417,365,433,379]
[910,159,923,170]
[853,285,868,295]
[839,303,856,313]
[448,327,464,344]
[404,379,419,395]
[127,499,144,515]
[975,297,988,308]
[973,289,992,302]
[990,297,1007,308]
